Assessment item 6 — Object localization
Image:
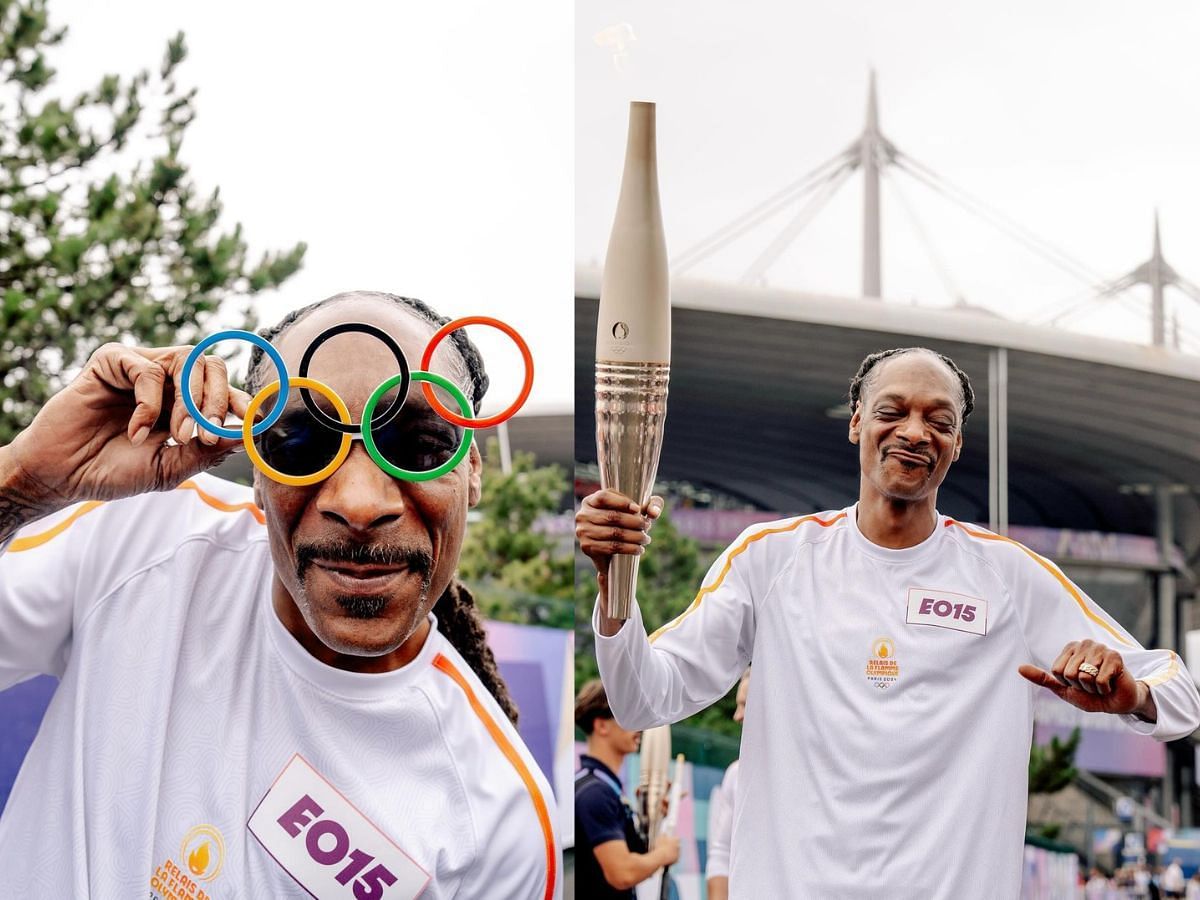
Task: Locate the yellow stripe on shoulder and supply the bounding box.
[649,511,847,643]
[8,478,264,553]
[943,519,1132,648]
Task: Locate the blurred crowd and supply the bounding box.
[1083,860,1198,899]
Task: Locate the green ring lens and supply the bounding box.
[362,370,474,481]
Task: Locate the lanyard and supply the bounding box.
[577,762,623,800]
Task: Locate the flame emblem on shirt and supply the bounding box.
[866,637,900,689]
[188,841,210,875]
[180,824,225,883]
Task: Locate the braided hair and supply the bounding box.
[435,581,519,724]
[847,347,975,424]
[244,291,517,725]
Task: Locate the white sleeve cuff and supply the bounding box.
[591,593,646,645]
[1119,679,1197,742]
[1119,711,1159,737]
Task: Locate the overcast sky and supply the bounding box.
[577,1,1200,354]
[50,0,571,413]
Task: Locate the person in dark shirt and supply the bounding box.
[575,680,680,898]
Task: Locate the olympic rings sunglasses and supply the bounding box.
[181,317,533,486]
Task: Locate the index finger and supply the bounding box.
[210,388,253,454]
[87,345,168,445]
[1050,643,1079,686]
[585,490,640,513]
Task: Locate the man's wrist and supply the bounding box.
[594,573,628,637]
[1133,680,1158,723]
[0,445,56,542]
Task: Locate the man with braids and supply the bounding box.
[577,346,1199,899]
[0,291,560,899]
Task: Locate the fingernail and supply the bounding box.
[180,416,194,442]
[131,426,149,446]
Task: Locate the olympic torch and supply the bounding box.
[658,753,686,900]
[638,724,672,846]
[595,100,671,621]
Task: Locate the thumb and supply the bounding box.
[643,495,665,520]
[209,388,254,456]
[1019,664,1065,694]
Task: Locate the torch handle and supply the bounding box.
[595,360,669,620]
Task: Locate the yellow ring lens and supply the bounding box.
[243,377,353,486]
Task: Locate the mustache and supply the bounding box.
[295,540,434,581]
[882,445,935,465]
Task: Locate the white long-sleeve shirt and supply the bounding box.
[595,505,1199,900]
[0,473,560,899]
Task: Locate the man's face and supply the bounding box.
[254,297,482,659]
[596,717,642,755]
[848,352,963,504]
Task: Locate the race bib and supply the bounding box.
[248,754,430,900]
[906,588,987,636]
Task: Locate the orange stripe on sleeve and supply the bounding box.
[177,479,265,524]
[7,479,264,553]
[944,519,1132,648]
[432,653,557,900]
[648,512,847,643]
[9,501,106,552]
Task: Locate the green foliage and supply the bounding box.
[1034,823,1062,841]
[1028,727,1080,795]
[457,439,573,629]
[0,2,305,442]
[574,508,744,738]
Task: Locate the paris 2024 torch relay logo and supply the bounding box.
[149,823,225,899]
[866,638,900,690]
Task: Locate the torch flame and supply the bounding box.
[188,841,210,876]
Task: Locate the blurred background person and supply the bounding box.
[575,680,680,899]
[1165,859,1187,899]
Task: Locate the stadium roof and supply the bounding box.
[575,266,1200,566]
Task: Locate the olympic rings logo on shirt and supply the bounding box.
[181,316,533,486]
